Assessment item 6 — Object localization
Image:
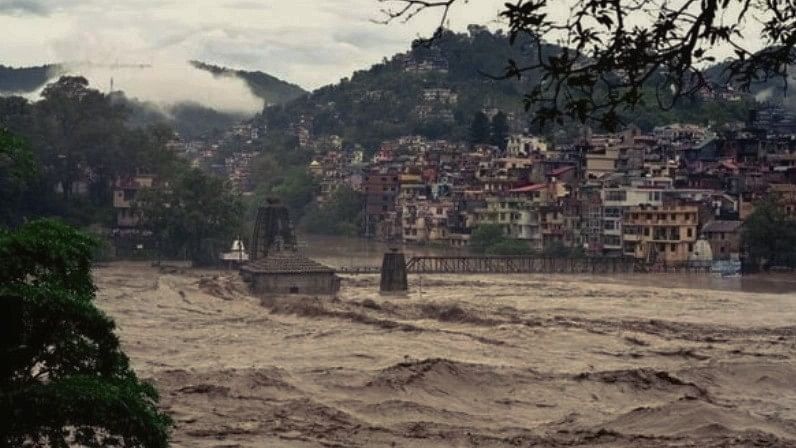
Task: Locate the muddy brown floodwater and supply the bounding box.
[95,260,796,448]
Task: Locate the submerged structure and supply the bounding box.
[241,201,340,296]
[380,249,408,294]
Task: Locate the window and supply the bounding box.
[670,244,676,252]
[289,287,299,294]
[687,228,693,238]
[689,243,694,252]
[670,214,676,221]
[604,221,616,230]
[644,227,650,236]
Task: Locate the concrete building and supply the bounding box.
[600,186,665,256]
[364,168,400,238]
[701,220,742,260]
[506,135,547,157]
[623,204,699,263]
[473,190,545,251]
[112,174,155,228]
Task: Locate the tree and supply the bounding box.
[469,224,506,254]
[0,220,171,447]
[742,198,796,270]
[469,111,491,144]
[0,129,36,226]
[485,239,533,255]
[490,111,509,151]
[137,168,243,265]
[301,186,365,236]
[34,76,129,204]
[380,0,796,130]
[263,167,318,219]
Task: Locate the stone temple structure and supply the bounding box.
[240,201,340,296]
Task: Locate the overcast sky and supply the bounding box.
[0,0,508,90]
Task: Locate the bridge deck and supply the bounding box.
[337,256,654,275]
[404,256,634,274]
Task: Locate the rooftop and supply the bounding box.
[702,220,743,233]
[508,184,546,193]
[242,253,336,274]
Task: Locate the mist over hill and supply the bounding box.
[190,61,306,106]
[0,60,307,139]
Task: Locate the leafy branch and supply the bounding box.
[379,0,796,130]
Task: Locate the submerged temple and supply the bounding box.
[240,201,340,296]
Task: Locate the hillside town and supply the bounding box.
[134,100,796,271]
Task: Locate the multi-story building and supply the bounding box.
[401,200,453,243]
[701,220,742,260]
[474,195,542,251]
[112,174,156,229]
[506,135,547,157]
[599,185,665,256]
[770,183,796,217]
[622,204,699,263]
[364,168,400,238]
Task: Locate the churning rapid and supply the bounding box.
[94,262,796,447]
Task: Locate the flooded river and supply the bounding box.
[94,241,796,447]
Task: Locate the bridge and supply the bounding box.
[338,255,639,275]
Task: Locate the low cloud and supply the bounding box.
[0,0,507,91]
[61,61,264,114]
[0,0,49,16]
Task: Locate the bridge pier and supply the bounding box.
[380,250,408,294]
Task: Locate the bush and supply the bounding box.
[485,240,534,255]
[300,186,364,236]
[470,224,506,254]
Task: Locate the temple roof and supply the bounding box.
[241,252,336,274]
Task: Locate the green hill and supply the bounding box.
[259,28,752,151]
[0,64,62,93]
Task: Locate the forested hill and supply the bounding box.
[190,61,307,105]
[260,27,542,149]
[260,27,753,150]
[0,64,62,93]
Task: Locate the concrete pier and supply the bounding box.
[379,250,408,294]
